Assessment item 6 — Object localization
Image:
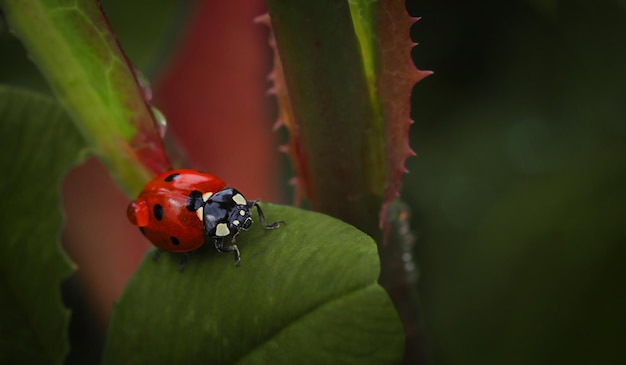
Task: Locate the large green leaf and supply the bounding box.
[0,86,86,363]
[103,205,404,364]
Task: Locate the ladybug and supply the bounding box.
[127,169,282,269]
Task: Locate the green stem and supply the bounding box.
[0,0,170,196]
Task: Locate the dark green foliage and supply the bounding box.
[0,86,86,364]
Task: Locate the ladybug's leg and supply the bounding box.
[231,230,241,243]
[178,253,190,272]
[152,248,163,262]
[248,200,284,229]
[214,237,241,266]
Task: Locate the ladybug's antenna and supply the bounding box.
[250,200,283,229]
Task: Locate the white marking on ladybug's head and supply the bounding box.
[232,193,246,206]
[216,223,230,237]
[239,210,245,216]
[233,220,240,226]
[202,192,213,202]
[195,207,204,221]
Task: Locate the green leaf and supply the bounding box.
[265,1,429,238]
[0,0,171,195]
[370,2,431,228]
[266,1,384,238]
[103,205,404,364]
[348,0,432,228]
[0,86,86,364]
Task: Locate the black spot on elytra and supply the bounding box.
[170,236,180,246]
[153,204,164,221]
[139,227,146,236]
[164,173,180,182]
[186,190,204,212]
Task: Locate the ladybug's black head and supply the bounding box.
[203,187,255,239]
[218,188,253,232]
[229,205,253,232]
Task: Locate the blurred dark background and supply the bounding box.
[406,0,626,363]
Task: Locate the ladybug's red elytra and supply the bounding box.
[127,169,282,269]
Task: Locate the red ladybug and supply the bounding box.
[127,169,282,269]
